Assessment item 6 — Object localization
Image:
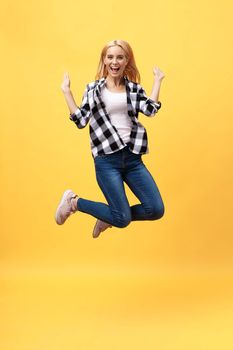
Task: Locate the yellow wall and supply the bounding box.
[1,0,233,349]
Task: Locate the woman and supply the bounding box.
[55,39,165,238]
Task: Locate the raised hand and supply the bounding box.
[61,72,71,93]
[153,66,165,81]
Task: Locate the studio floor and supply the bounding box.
[1,266,233,350]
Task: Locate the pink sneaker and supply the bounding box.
[55,189,78,225]
[92,219,112,238]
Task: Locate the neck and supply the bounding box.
[105,75,125,88]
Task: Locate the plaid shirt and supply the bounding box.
[69,76,161,158]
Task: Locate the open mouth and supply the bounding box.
[110,66,120,73]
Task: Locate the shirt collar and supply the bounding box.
[95,76,129,97]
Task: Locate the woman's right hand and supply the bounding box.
[61,72,71,93]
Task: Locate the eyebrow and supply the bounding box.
[107,54,124,57]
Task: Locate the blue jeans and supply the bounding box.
[77,146,165,228]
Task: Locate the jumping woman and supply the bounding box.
[55,39,165,238]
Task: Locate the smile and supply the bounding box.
[110,67,120,72]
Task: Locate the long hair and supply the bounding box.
[95,40,141,83]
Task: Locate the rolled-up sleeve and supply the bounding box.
[69,85,91,128]
[138,85,161,117]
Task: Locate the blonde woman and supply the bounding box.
[55,39,165,238]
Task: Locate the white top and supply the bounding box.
[101,86,132,143]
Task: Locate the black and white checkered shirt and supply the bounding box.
[69,76,161,158]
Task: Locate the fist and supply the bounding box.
[61,72,71,92]
[153,67,165,81]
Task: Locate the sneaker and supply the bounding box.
[55,189,78,225]
[92,219,112,238]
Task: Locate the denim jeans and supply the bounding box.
[77,145,165,228]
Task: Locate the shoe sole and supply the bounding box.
[55,189,74,225]
[92,220,112,238]
[92,221,101,238]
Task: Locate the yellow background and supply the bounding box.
[1,0,233,349]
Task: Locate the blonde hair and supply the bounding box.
[95,40,141,83]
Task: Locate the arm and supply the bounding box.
[61,72,91,129]
[138,66,165,117]
[150,80,162,103]
[63,89,79,114]
[138,85,161,116]
[150,66,165,103]
[61,72,78,114]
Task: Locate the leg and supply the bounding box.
[124,160,165,221]
[77,155,132,228]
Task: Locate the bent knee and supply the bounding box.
[115,217,131,228]
[146,203,165,220]
[112,211,131,228]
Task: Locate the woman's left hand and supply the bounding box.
[153,66,165,81]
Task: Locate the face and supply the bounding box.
[103,46,128,78]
